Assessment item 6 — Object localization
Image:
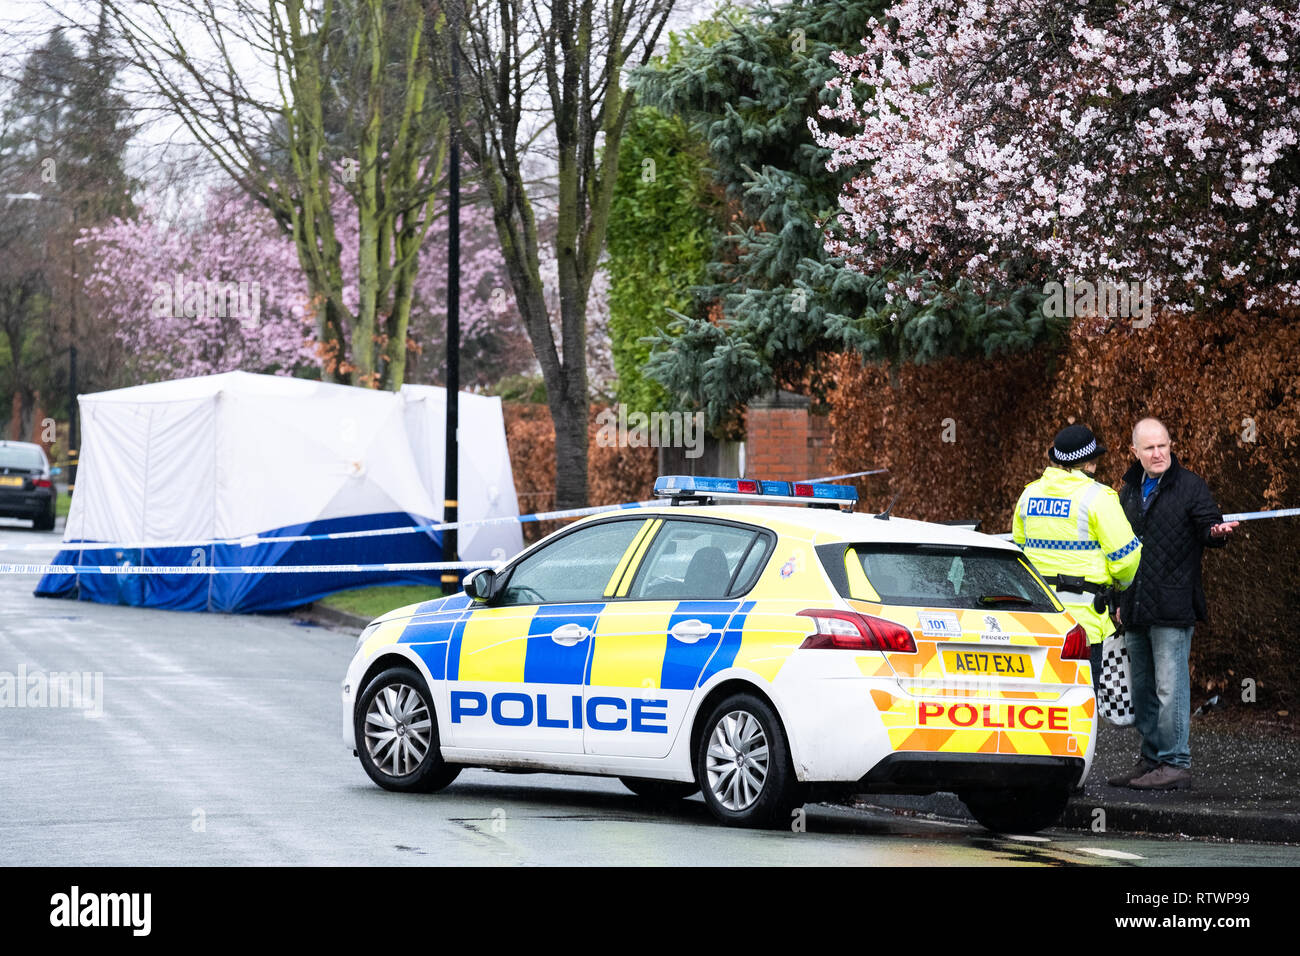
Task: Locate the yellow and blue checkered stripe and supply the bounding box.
[386,593,474,680]
[1022,538,1100,551]
[1106,536,1141,561]
[389,596,759,691]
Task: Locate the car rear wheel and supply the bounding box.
[619,777,699,801]
[695,692,801,829]
[959,787,1071,834]
[355,667,460,793]
[33,501,55,532]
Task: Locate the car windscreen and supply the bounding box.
[817,543,1059,612]
[0,446,44,471]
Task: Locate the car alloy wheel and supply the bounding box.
[705,710,770,811]
[694,692,800,828]
[354,666,460,793]
[364,681,432,777]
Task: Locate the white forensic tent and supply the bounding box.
[401,384,524,563]
[36,371,520,612]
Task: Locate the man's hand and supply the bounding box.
[1210,520,1239,538]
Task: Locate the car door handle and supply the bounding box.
[551,623,590,646]
[670,619,713,643]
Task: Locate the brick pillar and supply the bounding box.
[745,391,811,481]
[807,409,833,480]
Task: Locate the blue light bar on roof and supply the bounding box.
[653,475,858,507]
[791,481,860,503]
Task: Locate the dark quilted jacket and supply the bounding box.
[1118,455,1227,627]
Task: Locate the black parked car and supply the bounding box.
[0,441,56,531]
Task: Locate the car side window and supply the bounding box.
[729,536,771,596]
[497,520,647,606]
[625,520,762,601]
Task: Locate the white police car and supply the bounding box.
[342,476,1094,831]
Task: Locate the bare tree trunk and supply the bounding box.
[107,0,447,391]
[426,0,676,508]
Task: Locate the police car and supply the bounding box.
[341,476,1094,832]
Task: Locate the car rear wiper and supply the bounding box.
[977,594,1034,606]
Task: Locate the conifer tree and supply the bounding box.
[633,0,1062,428]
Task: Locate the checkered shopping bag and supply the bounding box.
[1098,631,1136,726]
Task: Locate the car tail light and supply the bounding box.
[797,609,917,653]
[1061,623,1090,661]
[34,478,52,489]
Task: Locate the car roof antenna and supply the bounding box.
[874,493,900,521]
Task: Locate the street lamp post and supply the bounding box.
[442,2,461,594]
[68,344,78,492]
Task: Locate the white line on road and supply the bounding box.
[1077,847,1144,860]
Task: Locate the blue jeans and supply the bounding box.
[1124,625,1194,768]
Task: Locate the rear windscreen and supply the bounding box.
[817,543,1059,612]
[0,446,44,471]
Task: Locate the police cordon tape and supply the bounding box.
[0,498,664,574]
[0,500,660,553]
[1,470,886,555]
[1222,507,1300,522]
[799,468,888,483]
[2,497,1292,576]
[992,507,1299,540]
[0,561,498,576]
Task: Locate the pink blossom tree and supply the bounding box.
[401,200,538,390]
[78,184,532,386]
[78,189,318,380]
[813,0,1300,313]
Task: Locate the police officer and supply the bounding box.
[1013,425,1142,691]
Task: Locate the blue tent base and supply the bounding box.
[34,512,443,613]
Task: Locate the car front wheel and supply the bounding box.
[355,667,460,793]
[695,692,801,828]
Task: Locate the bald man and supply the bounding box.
[1109,418,1237,791]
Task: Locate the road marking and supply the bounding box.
[1002,834,1051,842]
[904,817,972,829]
[1077,847,1144,860]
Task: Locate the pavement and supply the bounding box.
[304,599,1300,844]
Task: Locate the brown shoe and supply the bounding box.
[1129,764,1193,790]
[1107,758,1158,787]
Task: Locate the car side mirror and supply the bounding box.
[465,567,497,603]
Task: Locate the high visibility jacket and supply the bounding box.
[1013,467,1142,643]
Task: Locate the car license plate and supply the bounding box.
[0,476,23,488]
[942,649,1031,677]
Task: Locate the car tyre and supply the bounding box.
[33,501,55,532]
[355,666,460,793]
[959,787,1071,834]
[619,777,699,802]
[695,692,801,829]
